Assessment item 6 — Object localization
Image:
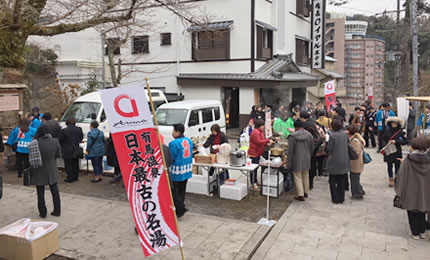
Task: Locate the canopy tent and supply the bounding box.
[400,96,430,102]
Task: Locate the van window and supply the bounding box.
[189,110,199,126]
[156,109,188,126]
[61,102,101,123]
[100,110,107,122]
[202,108,213,123]
[214,107,220,120]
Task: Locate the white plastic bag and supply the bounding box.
[197,143,209,156]
[0,218,58,241]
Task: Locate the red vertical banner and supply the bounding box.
[99,85,180,257]
[324,80,336,112]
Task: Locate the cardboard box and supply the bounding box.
[194,154,217,164]
[0,221,59,260]
[262,176,284,198]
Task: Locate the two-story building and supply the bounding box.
[30,0,320,128]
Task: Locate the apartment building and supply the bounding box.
[344,37,385,107]
[30,0,319,128]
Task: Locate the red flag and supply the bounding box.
[100,85,180,257]
[324,80,336,112]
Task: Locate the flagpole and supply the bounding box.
[145,78,185,260]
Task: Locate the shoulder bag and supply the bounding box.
[393,195,403,209]
[381,129,402,156]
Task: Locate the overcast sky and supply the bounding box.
[326,0,406,16]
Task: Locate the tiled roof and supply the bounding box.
[316,69,344,79]
[178,55,320,82]
[256,20,278,31]
[187,20,234,32]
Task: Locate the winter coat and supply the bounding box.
[86,128,105,158]
[6,127,37,154]
[352,115,366,133]
[417,113,430,129]
[248,128,270,157]
[273,117,294,137]
[407,109,416,131]
[31,136,61,186]
[169,136,193,182]
[376,110,396,131]
[203,132,228,154]
[382,124,407,163]
[106,135,118,168]
[350,133,365,173]
[395,151,430,212]
[37,119,62,138]
[287,129,314,172]
[316,116,332,129]
[58,125,84,159]
[326,131,351,175]
[365,111,377,129]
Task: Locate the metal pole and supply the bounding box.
[397,0,400,25]
[101,33,106,89]
[410,0,419,112]
[266,150,271,220]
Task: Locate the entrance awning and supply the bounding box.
[256,20,278,31]
[187,20,234,32]
[177,54,320,87]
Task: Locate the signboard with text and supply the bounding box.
[0,92,20,112]
[311,0,326,69]
[99,85,180,257]
[324,80,336,111]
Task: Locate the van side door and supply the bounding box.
[200,108,214,137]
[186,109,201,138]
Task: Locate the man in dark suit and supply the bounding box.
[58,118,83,182]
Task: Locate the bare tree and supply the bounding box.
[0,0,205,71]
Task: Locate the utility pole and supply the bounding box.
[397,0,400,24]
[410,0,419,111]
[101,33,106,89]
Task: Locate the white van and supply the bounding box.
[60,89,168,139]
[156,100,226,144]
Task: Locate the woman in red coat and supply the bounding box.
[248,119,273,189]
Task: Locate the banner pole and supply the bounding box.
[145,78,185,260]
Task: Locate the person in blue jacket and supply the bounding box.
[169,123,193,212]
[29,106,43,129]
[7,118,37,177]
[376,103,396,151]
[416,104,430,131]
[86,121,105,183]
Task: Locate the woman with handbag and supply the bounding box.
[347,125,366,199]
[30,125,62,218]
[58,118,84,182]
[86,121,105,183]
[381,117,408,187]
[394,137,430,240]
[6,118,37,177]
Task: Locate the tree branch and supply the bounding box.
[29,0,138,36]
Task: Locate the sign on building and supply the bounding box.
[311,0,326,69]
[0,92,20,112]
[324,80,336,111]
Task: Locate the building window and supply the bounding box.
[132,36,149,54]
[257,26,273,60]
[192,30,230,61]
[160,33,171,46]
[105,38,121,56]
[296,0,310,17]
[295,38,310,65]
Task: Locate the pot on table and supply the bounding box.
[230,150,247,167]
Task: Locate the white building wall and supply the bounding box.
[181,86,221,101]
[239,87,255,116]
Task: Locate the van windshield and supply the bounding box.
[156,109,188,126]
[61,102,101,123]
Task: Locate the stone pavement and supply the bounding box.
[0,184,270,260]
[252,148,430,260]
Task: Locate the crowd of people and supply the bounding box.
[244,99,430,240]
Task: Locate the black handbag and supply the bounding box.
[0,176,3,199]
[393,195,403,209]
[348,143,359,160]
[12,142,18,152]
[23,167,31,186]
[73,146,84,159]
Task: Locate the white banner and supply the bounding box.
[99,84,154,134]
[324,80,336,95]
[312,0,325,69]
